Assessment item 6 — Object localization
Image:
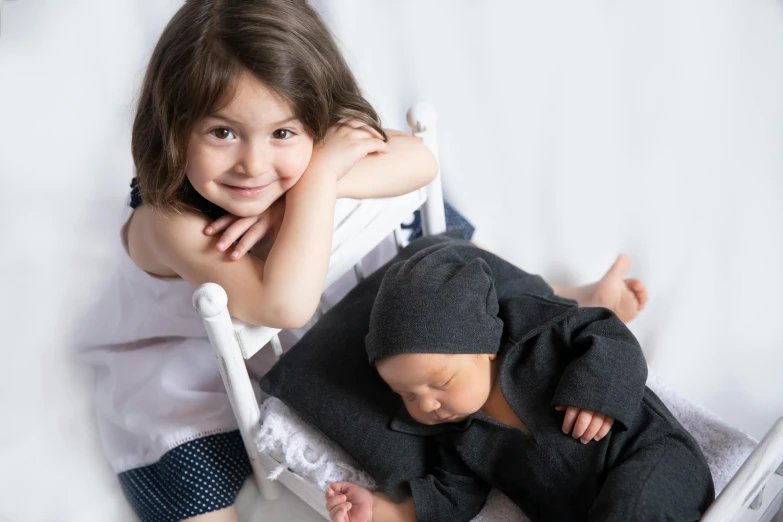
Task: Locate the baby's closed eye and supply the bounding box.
[435,375,454,389]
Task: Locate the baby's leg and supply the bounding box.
[551,254,648,323]
[589,438,714,521]
[184,506,239,522]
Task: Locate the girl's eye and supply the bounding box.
[211,128,236,140]
[272,129,293,139]
[404,394,416,403]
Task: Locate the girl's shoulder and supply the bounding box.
[124,204,211,279]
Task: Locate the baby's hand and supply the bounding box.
[204,196,285,260]
[555,405,614,444]
[325,481,374,522]
[309,120,389,181]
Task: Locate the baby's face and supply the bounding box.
[377,353,496,425]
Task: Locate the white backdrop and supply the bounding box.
[0,1,781,521]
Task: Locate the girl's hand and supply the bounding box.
[325,482,374,522]
[309,120,389,181]
[555,405,614,443]
[204,196,285,260]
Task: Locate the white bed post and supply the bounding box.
[701,417,783,521]
[193,283,283,501]
[407,102,447,236]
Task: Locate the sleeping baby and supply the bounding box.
[325,243,715,522]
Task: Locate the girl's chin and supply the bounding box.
[220,199,274,217]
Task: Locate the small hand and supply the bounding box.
[309,120,389,181]
[204,196,285,260]
[555,405,614,444]
[325,481,374,522]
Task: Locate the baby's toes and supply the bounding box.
[626,279,648,309]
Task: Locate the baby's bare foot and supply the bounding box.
[553,255,648,323]
[588,255,648,322]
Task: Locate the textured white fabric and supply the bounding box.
[257,373,757,520]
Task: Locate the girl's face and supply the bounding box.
[377,353,497,425]
[187,72,314,217]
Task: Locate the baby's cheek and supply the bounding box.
[406,405,429,424]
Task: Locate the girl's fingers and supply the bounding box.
[341,118,367,129]
[205,214,238,235]
[595,418,614,441]
[346,124,384,142]
[572,410,594,439]
[353,123,384,140]
[355,136,389,156]
[215,216,258,252]
[580,413,605,443]
[230,217,272,260]
[561,407,579,434]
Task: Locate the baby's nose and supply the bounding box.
[419,398,441,413]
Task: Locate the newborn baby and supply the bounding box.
[326,243,714,522]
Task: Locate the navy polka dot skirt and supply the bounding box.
[118,431,252,521]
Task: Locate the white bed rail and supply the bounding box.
[702,417,783,522]
[407,103,446,236]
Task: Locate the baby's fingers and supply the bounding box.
[329,502,351,522]
[571,410,595,440]
[580,413,605,444]
[205,214,238,235]
[561,406,579,434]
[326,493,347,511]
[595,417,614,441]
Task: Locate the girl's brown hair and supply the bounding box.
[132,0,385,211]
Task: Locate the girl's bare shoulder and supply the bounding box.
[124,204,212,278]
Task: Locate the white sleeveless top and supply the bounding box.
[79,206,398,473]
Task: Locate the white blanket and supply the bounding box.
[256,373,756,521]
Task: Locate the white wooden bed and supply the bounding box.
[193,103,783,521]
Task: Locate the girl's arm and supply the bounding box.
[206,129,437,260]
[336,129,438,199]
[148,124,387,328]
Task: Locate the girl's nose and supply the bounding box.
[237,142,271,178]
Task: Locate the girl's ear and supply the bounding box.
[487,353,498,361]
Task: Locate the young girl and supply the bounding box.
[82,1,648,521]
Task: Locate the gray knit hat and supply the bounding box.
[365,245,504,364]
